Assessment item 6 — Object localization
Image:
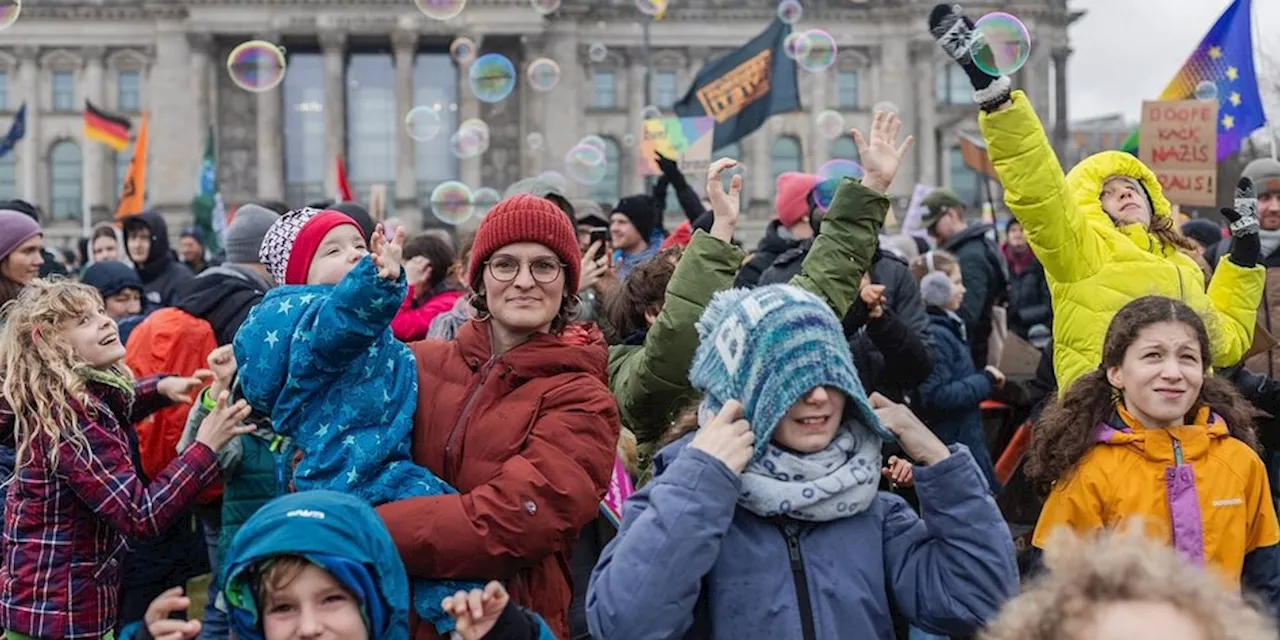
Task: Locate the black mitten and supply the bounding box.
[1224,177,1260,267]
[928,4,1011,110]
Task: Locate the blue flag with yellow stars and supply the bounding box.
[1122,0,1264,160]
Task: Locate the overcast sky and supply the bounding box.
[1068,0,1280,123]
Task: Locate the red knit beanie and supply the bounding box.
[774,172,821,228]
[468,194,581,292]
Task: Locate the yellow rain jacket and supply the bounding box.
[1034,406,1279,586]
[979,91,1264,393]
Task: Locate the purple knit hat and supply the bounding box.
[0,209,41,264]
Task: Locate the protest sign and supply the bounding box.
[639,116,715,176]
[1138,100,1218,208]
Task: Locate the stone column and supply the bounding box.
[1052,47,1071,164]
[255,32,284,201]
[626,50,646,195]
[911,43,939,187]
[320,30,347,198]
[16,46,39,204]
[456,34,482,190]
[81,46,107,218]
[188,34,212,147]
[392,28,418,219]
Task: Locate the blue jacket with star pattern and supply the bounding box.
[233,256,452,505]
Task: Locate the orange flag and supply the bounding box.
[114,111,149,220]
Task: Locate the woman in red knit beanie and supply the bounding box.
[377,193,621,640]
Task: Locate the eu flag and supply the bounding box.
[1122,0,1263,160]
[0,102,26,160]
[673,19,800,150]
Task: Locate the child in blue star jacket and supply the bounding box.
[232,206,482,634]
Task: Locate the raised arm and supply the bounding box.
[307,229,408,373]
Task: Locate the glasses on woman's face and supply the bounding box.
[486,256,565,284]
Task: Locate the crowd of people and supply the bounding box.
[1,4,1280,639]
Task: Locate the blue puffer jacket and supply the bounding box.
[233,255,480,631]
[914,308,999,492]
[586,436,1019,640]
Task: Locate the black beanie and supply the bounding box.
[1180,219,1223,251]
[612,195,659,240]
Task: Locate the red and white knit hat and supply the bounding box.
[259,207,360,285]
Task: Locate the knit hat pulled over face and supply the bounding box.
[611,195,659,241]
[468,194,581,293]
[774,172,820,228]
[224,204,281,265]
[0,209,42,265]
[689,285,892,460]
[259,207,359,286]
[1243,158,1280,197]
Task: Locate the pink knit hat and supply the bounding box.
[0,210,41,264]
[774,172,820,228]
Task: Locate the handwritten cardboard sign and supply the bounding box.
[1138,100,1218,208]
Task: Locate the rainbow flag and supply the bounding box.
[1120,0,1263,161]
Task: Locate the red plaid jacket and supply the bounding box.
[0,376,219,639]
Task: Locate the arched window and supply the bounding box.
[771,136,803,185]
[590,137,622,206]
[0,153,15,201]
[48,140,81,220]
[829,135,859,162]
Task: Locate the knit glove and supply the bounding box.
[1224,176,1260,267]
[928,3,1011,111]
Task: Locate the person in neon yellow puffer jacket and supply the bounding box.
[926,3,1265,394]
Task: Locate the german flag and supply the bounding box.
[84,101,131,151]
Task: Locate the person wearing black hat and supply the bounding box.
[610,194,662,279]
[178,226,218,274]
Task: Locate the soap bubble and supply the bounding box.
[565,144,608,185]
[812,159,865,211]
[872,101,899,115]
[641,105,663,120]
[622,134,637,148]
[537,170,569,192]
[531,0,560,15]
[635,0,664,16]
[526,132,544,150]
[430,181,475,225]
[473,187,502,217]
[796,29,837,72]
[415,0,465,21]
[1194,80,1219,102]
[527,58,561,92]
[579,135,609,153]
[588,43,608,63]
[449,37,477,64]
[777,0,802,24]
[970,12,1031,76]
[784,32,809,60]
[404,106,443,142]
[450,126,488,159]
[815,110,845,140]
[0,1,21,32]
[469,54,516,103]
[226,40,287,93]
[460,118,490,140]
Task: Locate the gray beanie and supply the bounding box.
[1243,158,1280,196]
[919,270,955,308]
[224,204,280,264]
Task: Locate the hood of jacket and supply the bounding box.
[177,266,270,346]
[756,219,805,257]
[123,211,177,282]
[81,260,144,299]
[1095,404,1228,465]
[1066,151,1175,250]
[454,319,610,386]
[219,490,410,640]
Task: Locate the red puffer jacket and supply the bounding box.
[377,320,620,640]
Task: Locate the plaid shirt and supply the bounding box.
[0,376,219,639]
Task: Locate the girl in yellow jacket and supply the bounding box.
[1024,295,1280,608]
[927,4,1265,394]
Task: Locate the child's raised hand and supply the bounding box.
[881,455,914,488]
[370,223,406,281]
[195,390,254,452]
[145,586,202,640]
[706,158,743,243]
[157,371,214,405]
[442,581,511,640]
[206,345,237,398]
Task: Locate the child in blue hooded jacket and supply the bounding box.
[231,207,481,632]
[140,491,552,640]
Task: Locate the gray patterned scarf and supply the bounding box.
[737,422,882,522]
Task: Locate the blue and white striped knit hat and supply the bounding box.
[689,284,893,460]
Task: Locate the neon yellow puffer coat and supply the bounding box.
[979,91,1264,393]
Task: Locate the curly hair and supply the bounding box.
[982,527,1276,640]
[0,279,132,469]
[603,246,683,343]
[1150,213,1202,254]
[1025,296,1259,492]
